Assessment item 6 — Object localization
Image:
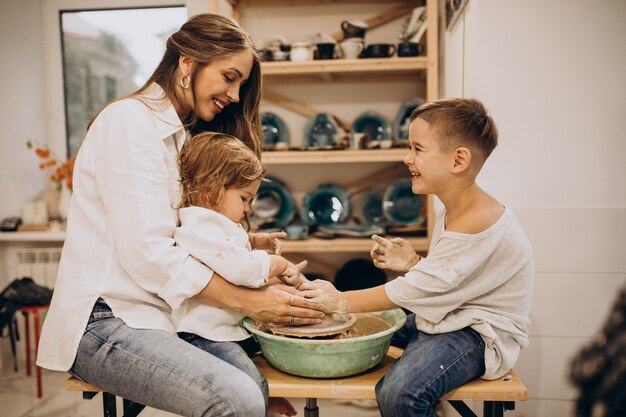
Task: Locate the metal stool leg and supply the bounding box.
[21,310,31,377]
[304,398,319,417]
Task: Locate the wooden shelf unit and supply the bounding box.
[213,0,439,254]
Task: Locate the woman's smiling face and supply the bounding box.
[180,50,254,122]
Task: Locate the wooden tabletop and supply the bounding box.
[253,346,528,401]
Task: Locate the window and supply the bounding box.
[59,6,187,155]
[41,0,211,155]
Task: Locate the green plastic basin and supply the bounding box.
[242,309,406,378]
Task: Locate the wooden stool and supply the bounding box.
[66,346,527,417]
[20,304,49,398]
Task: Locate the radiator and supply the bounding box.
[15,248,61,288]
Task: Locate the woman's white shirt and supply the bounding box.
[37,84,214,371]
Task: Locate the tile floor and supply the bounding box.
[1,360,382,417]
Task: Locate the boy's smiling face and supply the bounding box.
[404,118,454,195]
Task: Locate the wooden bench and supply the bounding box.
[66,346,527,417]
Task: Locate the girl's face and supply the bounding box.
[181,50,254,122]
[404,118,454,195]
[219,179,262,223]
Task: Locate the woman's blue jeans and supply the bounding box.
[376,313,486,417]
[70,299,265,417]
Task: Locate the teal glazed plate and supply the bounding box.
[261,112,289,148]
[242,309,406,378]
[301,184,351,226]
[252,176,295,228]
[352,111,391,144]
[382,179,425,225]
[304,113,339,149]
[393,97,425,142]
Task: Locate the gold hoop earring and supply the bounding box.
[179,73,190,89]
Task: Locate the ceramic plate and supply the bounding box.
[393,98,424,142]
[301,184,351,226]
[382,179,425,225]
[261,112,289,148]
[252,176,295,228]
[303,113,339,149]
[351,112,391,146]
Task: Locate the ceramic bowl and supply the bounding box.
[241,309,406,378]
[382,179,425,225]
[261,112,289,149]
[300,184,351,226]
[252,176,295,228]
[351,112,391,147]
[393,98,424,143]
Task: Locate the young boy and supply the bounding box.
[302,98,533,417]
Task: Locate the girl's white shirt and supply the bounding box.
[173,207,270,341]
[37,84,214,371]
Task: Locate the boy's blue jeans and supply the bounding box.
[376,313,486,417]
[69,299,265,417]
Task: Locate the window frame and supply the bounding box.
[42,0,212,158]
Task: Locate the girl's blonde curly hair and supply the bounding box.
[178,132,265,215]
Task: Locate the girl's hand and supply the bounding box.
[299,279,348,313]
[370,234,420,272]
[280,261,307,287]
[249,231,287,254]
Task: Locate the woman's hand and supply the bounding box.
[248,231,287,254]
[370,234,420,273]
[299,279,348,313]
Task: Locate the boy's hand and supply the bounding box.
[249,231,287,254]
[299,279,348,313]
[370,234,420,272]
[280,260,307,287]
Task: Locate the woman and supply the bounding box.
[37,14,322,417]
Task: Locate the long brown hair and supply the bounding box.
[91,14,263,157]
[178,132,265,218]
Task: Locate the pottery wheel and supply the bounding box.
[266,313,357,338]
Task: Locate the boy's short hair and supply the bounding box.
[410,98,498,167]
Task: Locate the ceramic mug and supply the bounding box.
[290,42,314,62]
[339,39,364,59]
[397,42,423,57]
[341,20,368,39]
[285,223,309,240]
[364,43,396,58]
[315,42,336,60]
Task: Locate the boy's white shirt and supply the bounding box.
[173,207,270,341]
[384,207,534,380]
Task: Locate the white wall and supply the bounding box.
[443,0,626,415]
[0,0,48,218]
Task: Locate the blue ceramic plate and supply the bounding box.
[351,112,391,145]
[301,184,351,226]
[252,176,295,228]
[303,113,339,149]
[393,98,424,142]
[360,190,385,225]
[382,179,425,225]
[261,112,289,148]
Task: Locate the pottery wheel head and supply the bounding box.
[266,313,357,338]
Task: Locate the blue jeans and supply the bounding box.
[70,299,265,417]
[376,314,486,417]
[178,332,269,410]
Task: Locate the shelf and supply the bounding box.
[281,236,429,253]
[236,0,419,5]
[262,149,407,164]
[0,231,66,242]
[261,57,428,79]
